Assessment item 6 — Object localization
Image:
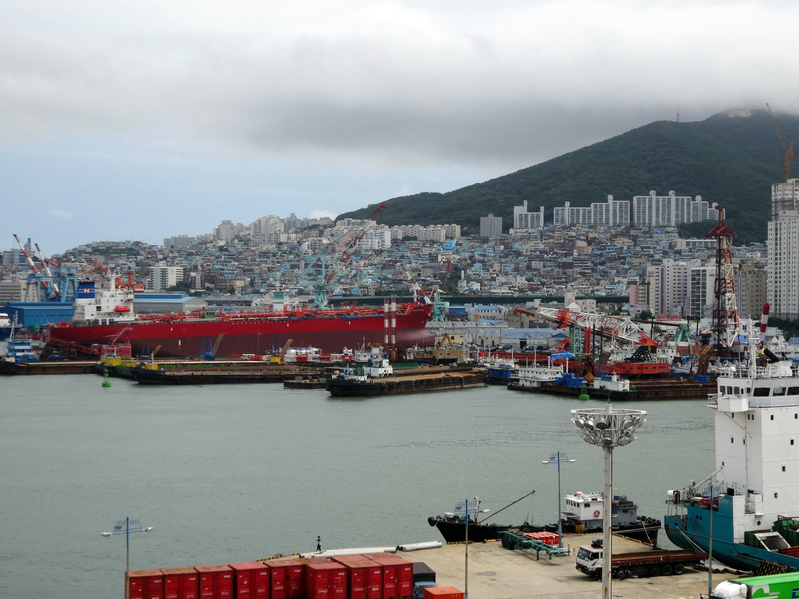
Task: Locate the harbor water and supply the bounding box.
[0,375,714,599]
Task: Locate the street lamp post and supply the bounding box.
[542,452,576,548]
[571,404,646,599]
[101,517,154,599]
[456,497,488,599]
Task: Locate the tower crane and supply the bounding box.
[767,103,797,182]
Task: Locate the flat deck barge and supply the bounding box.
[538,377,717,400]
[326,370,487,397]
[0,360,98,375]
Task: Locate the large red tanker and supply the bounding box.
[46,295,435,358]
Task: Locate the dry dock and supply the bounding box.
[396,534,737,599]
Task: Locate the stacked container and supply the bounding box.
[229,562,270,599]
[366,555,412,599]
[128,570,165,599]
[162,567,200,599]
[265,559,305,599]
[196,564,234,599]
[332,555,383,599]
[304,561,347,599]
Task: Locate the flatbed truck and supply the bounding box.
[575,545,708,579]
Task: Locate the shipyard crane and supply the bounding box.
[13,234,40,274]
[34,243,60,295]
[515,307,658,347]
[339,202,386,263]
[767,103,797,182]
[399,264,432,305]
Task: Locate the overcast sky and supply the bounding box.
[2,0,798,253]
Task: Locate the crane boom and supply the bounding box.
[34,243,60,295]
[13,234,39,274]
[767,103,797,182]
[527,306,658,346]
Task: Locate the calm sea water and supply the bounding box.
[0,374,715,598]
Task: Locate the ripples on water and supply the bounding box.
[0,376,715,598]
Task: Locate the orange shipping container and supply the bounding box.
[423,587,464,599]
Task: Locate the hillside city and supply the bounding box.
[5,181,797,336]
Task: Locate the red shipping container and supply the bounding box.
[423,588,463,599]
[331,555,382,599]
[196,565,234,599]
[264,560,305,599]
[163,567,200,599]
[304,562,347,599]
[129,569,165,599]
[367,556,411,599]
[230,562,270,599]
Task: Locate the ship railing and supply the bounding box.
[749,396,799,409]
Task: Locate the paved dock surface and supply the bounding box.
[399,534,737,599]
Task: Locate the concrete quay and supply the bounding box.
[399,534,737,599]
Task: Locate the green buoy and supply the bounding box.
[579,385,589,401]
[102,371,111,388]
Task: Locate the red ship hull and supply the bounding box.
[47,304,435,358]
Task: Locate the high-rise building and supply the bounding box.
[767,180,799,318]
[632,191,721,228]
[513,201,545,230]
[736,262,768,320]
[480,214,503,238]
[552,196,630,227]
[146,262,184,291]
[689,265,716,319]
[646,259,697,317]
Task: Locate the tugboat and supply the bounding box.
[558,491,661,546]
[428,493,543,543]
[664,317,799,572]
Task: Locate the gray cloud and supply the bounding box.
[1,0,796,170]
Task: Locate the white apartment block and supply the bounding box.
[632,191,721,228]
[250,215,285,236]
[647,259,698,317]
[552,196,631,227]
[480,214,503,238]
[771,178,799,218]
[214,220,246,241]
[146,262,184,291]
[163,235,195,249]
[358,229,392,251]
[689,265,716,319]
[513,201,545,230]
[767,186,799,318]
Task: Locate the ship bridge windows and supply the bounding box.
[753,387,771,397]
[774,388,787,396]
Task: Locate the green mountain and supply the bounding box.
[338,109,799,244]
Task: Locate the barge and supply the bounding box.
[326,370,487,397]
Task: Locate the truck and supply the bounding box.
[413,561,437,599]
[575,545,708,579]
[710,571,799,598]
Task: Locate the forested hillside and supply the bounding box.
[338,109,799,244]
